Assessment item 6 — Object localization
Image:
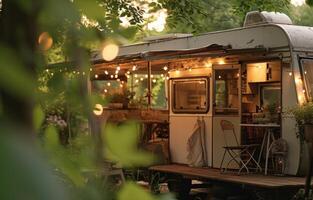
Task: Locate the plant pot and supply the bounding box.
[304,124,313,143]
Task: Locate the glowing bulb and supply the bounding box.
[126,75,130,79]
[151,75,154,78]
[115,74,118,78]
[95,74,98,78]
[115,70,119,74]
[105,70,109,75]
[145,74,148,78]
[305,71,307,75]
[120,84,123,88]
[104,89,108,93]
[189,68,192,72]
[175,70,180,74]
[218,59,225,65]
[134,74,138,78]
[218,75,222,79]
[77,71,80,75]
[303,89,306,93]
[166,76,169,80]
[289,72,292,76]
[93,104,103,116]
[110,75,114,78]
[117,78,120,82]
[161,74,164,77]
[135,79,139,83]
[82,72,85,75]
[237,73,239,77]
[45,69,49,72]
[163,66,168,71]
[132,65,137,71]
[51,72,54,76]
[205,62,212,68]
[152,79,156,83]
[90,68,93,71]
[38,32,53,51]
[101,42,119,61]
[117,66,120,71]
[107,82,111,86]
[140,77,144,81]
[127,71,130,75]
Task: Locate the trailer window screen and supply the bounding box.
[172,78,209,113]
[301,59,313,99]
[214,69,239,115]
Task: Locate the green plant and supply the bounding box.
[289,101,313,140]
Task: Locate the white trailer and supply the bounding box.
[91,11,313,179]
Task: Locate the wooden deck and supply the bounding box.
[149,164,308,189]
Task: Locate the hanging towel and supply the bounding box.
[186,119,207,167]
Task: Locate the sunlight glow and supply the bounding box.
[291,0,305,6]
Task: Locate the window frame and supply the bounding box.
[171,77,210,114]
[300,57,313,100]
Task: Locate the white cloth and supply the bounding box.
[186,119,207,167]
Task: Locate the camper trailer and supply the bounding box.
[90,11,313,192]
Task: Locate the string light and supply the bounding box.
[289,72,292,76]
[110,75,114,78]
[107,82,111,86]
[117,78,120,82]
[90,68,93,72]
[104,89,108,93]
[145,74,148,78]
[115,74,118,78]
[161,74,164,77]
[134,74,138,78]
[151,75,154,78]
[117,66,120,71]
[135,79,139,83]
[127,71,130,75]
[120,84,123,88]
[166,76,169,80]
[46,69,49,72]
[115,70,119,74]
[163,66,168,71]
[152,79,156,83]
[105,70,109,75]
[132,65,137,71]
[82,72,85,75]
[188,68,192,72]
[140,77,144,81]
[95,74,98,79]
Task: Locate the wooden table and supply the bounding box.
[240,123,281,175]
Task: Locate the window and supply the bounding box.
[214,69,239,115]
[172,78,209,113]
[301,58,313,99]
[261,86,281,109]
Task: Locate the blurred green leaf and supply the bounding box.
[33,104,45,132]
[102,122,155,167]
[0,46,35,98]
[0,127,67,200]
[44,126,85,187]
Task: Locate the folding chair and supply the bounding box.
[219,120,262,174]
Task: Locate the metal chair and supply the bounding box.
[220,120,262,174]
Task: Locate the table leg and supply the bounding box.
[265,130,271,175]
[258,131,267,166]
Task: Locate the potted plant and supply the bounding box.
[290,101,313,142]
[290,101,313,199]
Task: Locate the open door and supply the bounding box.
[212,65,240,168]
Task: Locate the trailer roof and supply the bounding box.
[91,24,313,63]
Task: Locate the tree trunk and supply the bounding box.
[0,0,42,135]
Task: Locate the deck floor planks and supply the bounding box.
[149,164,308,189]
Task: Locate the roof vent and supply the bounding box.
[243,11,293,27]
[143,33,192,42]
